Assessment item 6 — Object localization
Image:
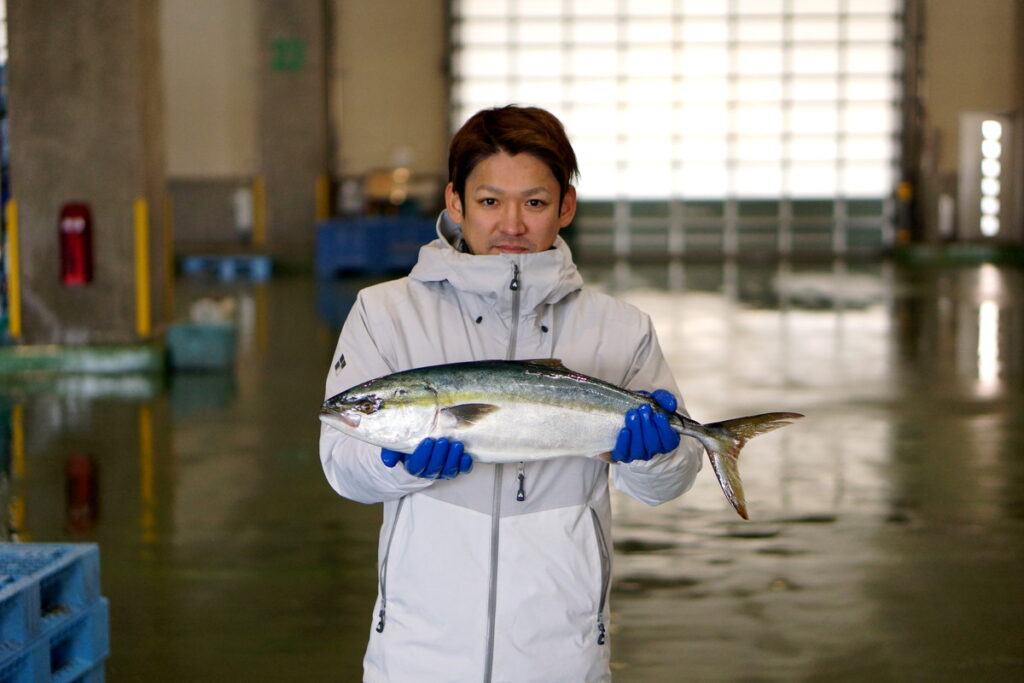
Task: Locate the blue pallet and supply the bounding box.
[0,598,109,683]
[0,545,101,655]
[179,254,272,281]
[315,217,436,277]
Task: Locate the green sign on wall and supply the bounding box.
[271,38,306,72]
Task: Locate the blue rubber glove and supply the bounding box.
[611,390,682,463]
[381,438,473,479]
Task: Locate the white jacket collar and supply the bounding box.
[409,211,584,312]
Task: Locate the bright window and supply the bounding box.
[451,1,901,203]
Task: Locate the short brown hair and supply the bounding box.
[448,105,580,202]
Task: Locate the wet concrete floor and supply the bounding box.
[1,260,1022,681]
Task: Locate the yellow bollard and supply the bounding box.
[9,496,27,541]
[4,199,21,339]
[134,198,151,338]
[315,173,331,222]
[252,175,267,247]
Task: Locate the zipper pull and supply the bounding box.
[516,462,526,501]
[597,619,606,645]
[375,607,386,633]
[509,263,520,291]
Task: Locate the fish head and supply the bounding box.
[319,374,438,451]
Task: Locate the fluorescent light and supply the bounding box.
[980,215,1000,236]
[981,120,1003,140]
[980,178,1000,197]
[981,159,1001,177]
[981,140,1002,159]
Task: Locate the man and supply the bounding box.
[320,105,702,682]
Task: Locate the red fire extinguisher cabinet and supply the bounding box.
[59,202,94,286]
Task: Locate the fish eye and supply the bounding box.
[350,395,383,414]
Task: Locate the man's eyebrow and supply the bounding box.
[473,185,551,196]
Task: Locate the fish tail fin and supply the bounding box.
[694,412,804,520]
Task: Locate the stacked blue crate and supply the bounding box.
[315,217,436,277]
[0,544,109,683]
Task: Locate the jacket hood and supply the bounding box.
[409,210,584,313]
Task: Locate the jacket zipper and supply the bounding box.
[508,262,527,502]
[516,462,526,501]
[375,496,406,633]
[505,262,524,512]
[590,507,612,645]
[483,262,523,683]
[506,262,521,353]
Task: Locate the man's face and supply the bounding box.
[445,151,577,255]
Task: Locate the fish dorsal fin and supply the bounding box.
[441,403,500,429]
[522,358,570,371]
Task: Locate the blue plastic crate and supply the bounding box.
[0,638,46,683]
[0,599,109,683]
[0,544,101,654]
[315,217,436,277]
[166,323,238,371]
[179,254,272,281]
[48,600,109,683]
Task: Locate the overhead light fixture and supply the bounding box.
[979,119,1003,237]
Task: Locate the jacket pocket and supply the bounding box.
[589,506,611,645]
[376,496,407,633]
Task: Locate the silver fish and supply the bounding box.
[319,359,803,519]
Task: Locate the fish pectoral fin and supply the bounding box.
[441,403,500,429]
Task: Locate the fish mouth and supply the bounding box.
[319,408,361,429]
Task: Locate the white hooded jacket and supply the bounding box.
[320,211,702,682]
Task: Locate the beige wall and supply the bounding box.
[160,0,258,177]
[1019,0,1024,114]
[921,0,1021,174]
[160,0,448,181]
[333,0,448,177]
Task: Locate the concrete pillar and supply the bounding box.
[6,0,167,345]
[257,0,329,264]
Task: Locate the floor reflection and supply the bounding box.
[590,260,1023,681]
[1,260,1021,681]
